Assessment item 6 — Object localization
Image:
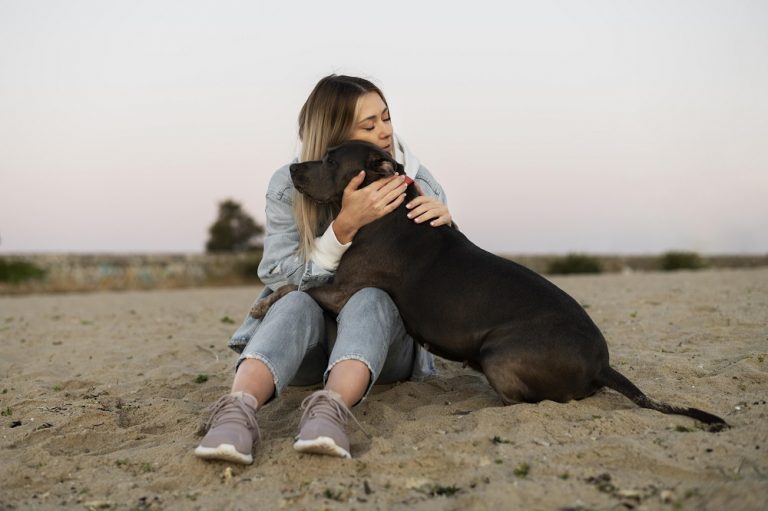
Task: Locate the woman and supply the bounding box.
[195,74,453,464]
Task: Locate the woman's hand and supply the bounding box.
[406,182,452,227]
[333,171,408,243]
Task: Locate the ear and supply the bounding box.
[366,154,396,174]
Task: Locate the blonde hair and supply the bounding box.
[294,74,389,258]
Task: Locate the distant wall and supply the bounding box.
[0,252,263,295]
[1,252,766,295]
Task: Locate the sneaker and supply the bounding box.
[293,390,364,459]
[194,391,260,464]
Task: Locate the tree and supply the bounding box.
[205,199,264,252]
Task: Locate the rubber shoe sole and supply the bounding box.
[293,436,351,458]
[194,443,253,465]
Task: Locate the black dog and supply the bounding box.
[252,140,726,428]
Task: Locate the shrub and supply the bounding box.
[547,254,602,275]
[660,251,705,271]
[205,199,264,253]
[0,258,47,284]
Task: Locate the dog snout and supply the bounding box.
[289,163,304,179]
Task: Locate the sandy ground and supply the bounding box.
[1,268,766,511]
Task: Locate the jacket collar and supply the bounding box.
[393,132,420,179]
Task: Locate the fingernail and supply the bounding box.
[407,213,413,218]
[430,221,436,226]
[406,202,413,209]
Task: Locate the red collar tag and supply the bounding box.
[403,175,414,186]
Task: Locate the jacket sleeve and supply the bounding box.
[414,164,459,229]
[414,164,447,203]
[256,166,336,291]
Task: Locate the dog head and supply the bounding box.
[289,141,405,204]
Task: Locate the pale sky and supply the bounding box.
[1,0,766,254]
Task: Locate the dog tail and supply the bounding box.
[597,366,728,430]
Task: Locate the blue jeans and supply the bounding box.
[234,288,418,402]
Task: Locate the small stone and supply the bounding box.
[616,489,642,500]
[660,490,675,503]
[83,500,113,510]
[404,477,431,489]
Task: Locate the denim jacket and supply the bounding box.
[228,156,447,381]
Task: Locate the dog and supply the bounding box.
[251,140,726,428]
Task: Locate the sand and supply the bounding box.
[1,268,766,510]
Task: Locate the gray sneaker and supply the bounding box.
[194,391,260,464]
[293,390,366,459]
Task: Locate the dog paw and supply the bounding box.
[248,285,297,319]
[249,303,269,319]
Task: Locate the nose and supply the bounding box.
[379,122,392,141]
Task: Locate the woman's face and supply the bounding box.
[348,91,394,156]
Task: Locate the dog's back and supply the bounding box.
[335,186,604,364]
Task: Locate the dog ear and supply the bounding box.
[366,154,396,174]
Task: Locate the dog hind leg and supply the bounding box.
[478,333,602,405]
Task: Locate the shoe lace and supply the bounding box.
[203,393,262,445]
[299,391,370,438]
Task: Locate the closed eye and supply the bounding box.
[364,117,392,131]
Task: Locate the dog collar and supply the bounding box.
[403,176,414,186]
